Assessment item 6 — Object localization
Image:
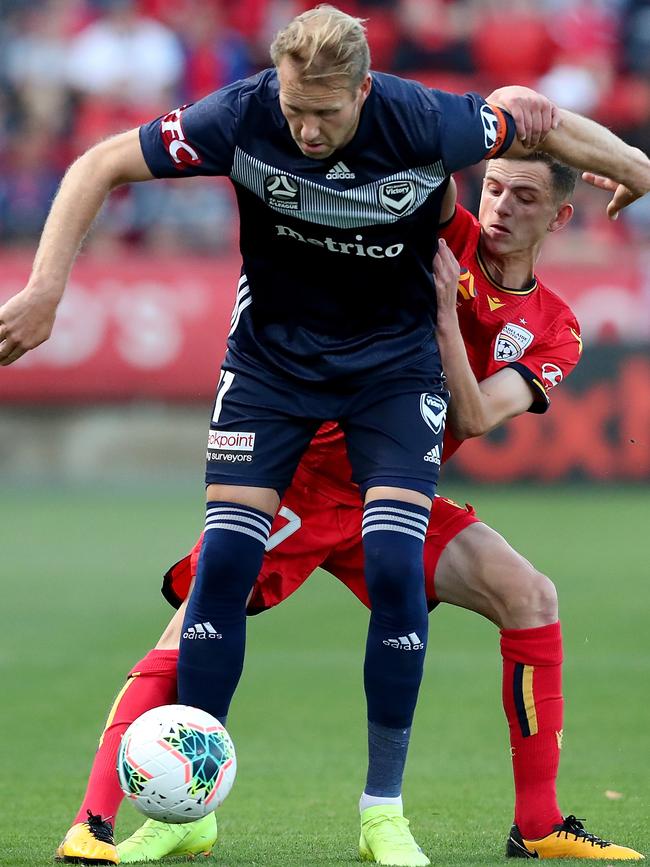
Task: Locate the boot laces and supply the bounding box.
[555,815,611,849]
[84,810,115,845]
[364,813,420,852]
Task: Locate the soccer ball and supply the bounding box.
[117,704,236,823]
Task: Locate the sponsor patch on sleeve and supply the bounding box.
[160,106,203,169]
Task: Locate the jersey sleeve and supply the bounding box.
[139,84,241,178]
[429,91,516,174]
[509,315,583,414]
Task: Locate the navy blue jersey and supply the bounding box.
[139,69,514,382]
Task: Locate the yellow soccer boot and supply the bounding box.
[56,810,118,865]
[507,814,644,860]
[359,804,430,866]
[117,813,217,863]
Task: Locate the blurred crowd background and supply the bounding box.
[3,0,650,252]
[2,0,649,485]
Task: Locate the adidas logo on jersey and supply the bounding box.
[383,633,424,650]
[424,445,441,464]
[326,160,355,180]
[183,622,222,640]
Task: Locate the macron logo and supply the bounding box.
[383,633,424,650]
[183,622,222,640]
[326,161,355,180]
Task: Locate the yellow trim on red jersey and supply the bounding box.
[476,248,537,296]
[570,326,583,355]
[457,268,476,301]
[531,377,546,397]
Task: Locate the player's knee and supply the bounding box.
[363,540,425,614]
[194,531,257,604]
[499,565,558,628]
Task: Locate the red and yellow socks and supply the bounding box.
[501,621,564,840]
[73,648,178,825]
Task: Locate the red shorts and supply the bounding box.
[162,476,480,613]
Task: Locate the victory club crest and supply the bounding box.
[378,180,416,217]
[420,393,447,435]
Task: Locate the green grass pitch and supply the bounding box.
[0,484,647,866]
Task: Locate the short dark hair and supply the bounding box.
[518,152,578,202]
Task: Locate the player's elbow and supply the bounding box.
[72,129,150,189]
[450,413,491,440]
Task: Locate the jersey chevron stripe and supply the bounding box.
[231,147,446,228]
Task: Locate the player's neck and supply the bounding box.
[477,243,537,292]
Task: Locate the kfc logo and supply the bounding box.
[160,106,202,169]
[542,363,563,389]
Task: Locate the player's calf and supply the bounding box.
[435,523,558,629]
[178,500,272,722]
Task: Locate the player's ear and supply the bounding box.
[358,74,372,103]
[548,202,573,233]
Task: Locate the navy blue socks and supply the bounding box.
[362,498,430,798]
[177,501,272,723]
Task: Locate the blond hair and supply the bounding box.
[270,5,370,88]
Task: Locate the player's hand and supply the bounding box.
[434,238,461,321]
[0,288,58,365]
[581,171,640,220]
[487,86,560,150]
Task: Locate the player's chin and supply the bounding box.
[483,233,514,256]
[300,142,333,159]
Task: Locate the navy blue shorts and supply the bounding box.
[205,358,449,499]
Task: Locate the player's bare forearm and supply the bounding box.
[435,240,489,439]
[0,129,152,365]
[487,86,559,150]
[505,109,650,218]
[30,129,151,295]
[436,313,488,440]
[435,241,535,438]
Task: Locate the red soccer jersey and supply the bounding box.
[297,204,582,494]
[439,203,582,459]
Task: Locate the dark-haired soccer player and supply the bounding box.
[56,155,642,864]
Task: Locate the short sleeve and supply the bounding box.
[139,84,241,178]
[510,316,583,414]
[429,91,515,174]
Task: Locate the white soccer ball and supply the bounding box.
[117,704,236,823]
